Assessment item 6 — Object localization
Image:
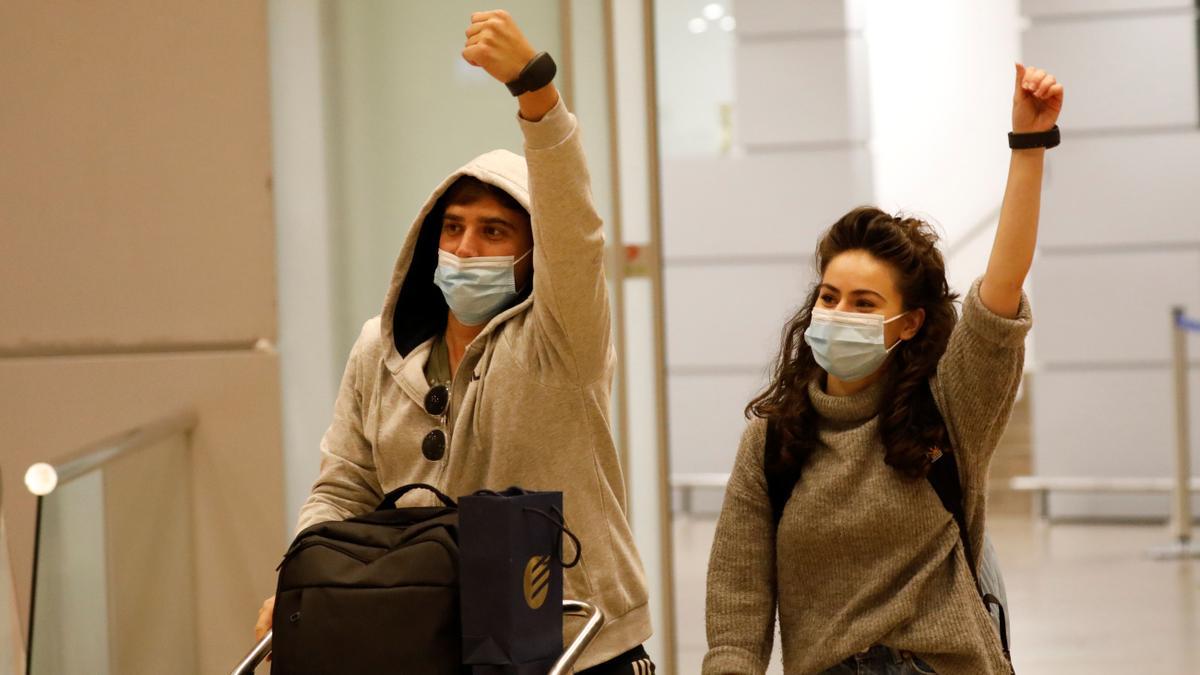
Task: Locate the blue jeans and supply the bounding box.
[820,645,936,674]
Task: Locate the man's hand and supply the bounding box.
[463,10,537,84]
[463,10,559,121]
[1013,63,1064,134]
[255,594,274,660]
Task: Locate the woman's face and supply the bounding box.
[817,249,924,347]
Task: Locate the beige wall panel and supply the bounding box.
[0,1,276,352]
[0,512,23,672]
[104,435,197,675]
[0,351,283,673]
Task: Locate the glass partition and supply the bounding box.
[26,418,196,675]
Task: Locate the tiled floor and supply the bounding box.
[672,514,1200,674]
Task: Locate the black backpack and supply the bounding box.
[764,421,1013,668]
[270,483,465,675]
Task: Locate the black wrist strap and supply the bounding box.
[1008,124,1060,150]
[506,51,557,97]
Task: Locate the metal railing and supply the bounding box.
[23,410,198,497]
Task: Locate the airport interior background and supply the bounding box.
[2,1,1199,673]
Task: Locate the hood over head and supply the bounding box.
[381,149,532,361]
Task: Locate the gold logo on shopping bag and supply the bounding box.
[523,555,551,610]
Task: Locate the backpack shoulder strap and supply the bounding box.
[926,450,973,564]
[926,452,965,525]
[928,451,1014,666]
[764,419,794,524]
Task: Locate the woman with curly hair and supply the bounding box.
[703,64,1064,675]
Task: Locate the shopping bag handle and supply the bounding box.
[377,483,457,510]
[470,486,533,497]
[523,505,582,568]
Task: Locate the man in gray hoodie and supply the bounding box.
[256,10,655,673]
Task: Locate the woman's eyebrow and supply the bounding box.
[853,289,886,301]
[819,283,886,301]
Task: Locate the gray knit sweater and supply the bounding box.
[704,278,1031,675]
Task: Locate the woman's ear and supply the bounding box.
[901,308,926,340]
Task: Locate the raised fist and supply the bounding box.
[1013,63,1064,134]
[463,10,538,85]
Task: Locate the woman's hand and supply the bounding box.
[1013,63,1064,134]
[981,64,1065,318]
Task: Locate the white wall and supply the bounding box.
[863,0,1020,296]
[1020,0,1200,519]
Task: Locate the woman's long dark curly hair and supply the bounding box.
[747,206,961,494]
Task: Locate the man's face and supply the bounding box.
[439,195,534,289]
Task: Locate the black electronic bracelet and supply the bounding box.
[505,52,557,97]
[1008,124,1060,150]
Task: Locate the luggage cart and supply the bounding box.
[231,599,605,675]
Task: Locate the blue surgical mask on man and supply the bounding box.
[433,248,532,326]
[804,307,910,382]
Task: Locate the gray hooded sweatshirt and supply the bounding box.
[296,100,652,669]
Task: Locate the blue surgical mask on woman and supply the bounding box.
[433,248,532,326]
[804,307,910,382]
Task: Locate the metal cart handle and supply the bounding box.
[230,630,272,675]
[230,599,605,675]
[551,599,606,675]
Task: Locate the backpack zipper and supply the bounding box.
[277,539,375,571]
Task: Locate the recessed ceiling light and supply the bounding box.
[702,3,725,21]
